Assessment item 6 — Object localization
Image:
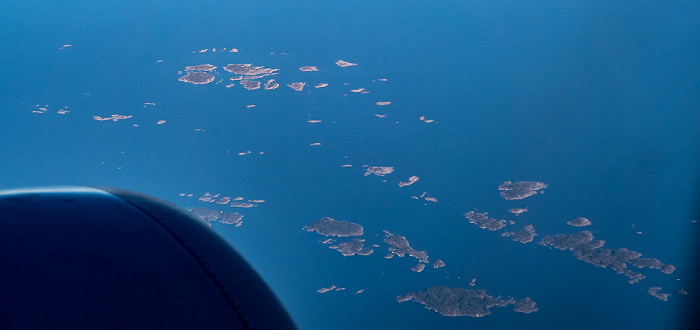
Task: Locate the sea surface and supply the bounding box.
[1,1,699,329]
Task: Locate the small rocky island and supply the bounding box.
[303,217,364,237]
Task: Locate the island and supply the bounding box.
[424,196,438,203]
[498,181,548,200]
[241,80,261,90]
[567,217,592,227]
[648,287,671,301]
[513,297,539,313]
[299,66,319,71]
[329,239,374,256]
[432,260,446,269]
[539,231,605,251]
[218,212,243,226]
[317,285,344,293]
[465,211,506,231]
[539,231,675,284]
[411,263,426,272]
[384,230,429,263]
[230,202,255,208]
[185,64,217,71]
[178,72,215,84]
[287,82,306,91]
[187,207,243,227]
[93,114,133,122]
[508,207,528,216]
[501,224,537,243]
[223,63,278,76]
[397,286,537,317]
[364,166,394,176]
[264,79,279,90]
[215,196,230,204]
[30,105,49,114]
[335,59,357,67]
[399,176,420,187]
[198,193,219,202]
[188,207,221,223]
[304,217,364,237]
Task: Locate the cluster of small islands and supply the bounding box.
[462,182,676,291]
[177,60,361,94]
[300,213,539,317]
[39,45,686,321]
[297,174,681,316]
[180,192,266,227]
[35,47,449,153]
[182,173,682,317]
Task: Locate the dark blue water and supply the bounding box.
[1,1,699,329]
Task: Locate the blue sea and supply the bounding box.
[1,1,699,329]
